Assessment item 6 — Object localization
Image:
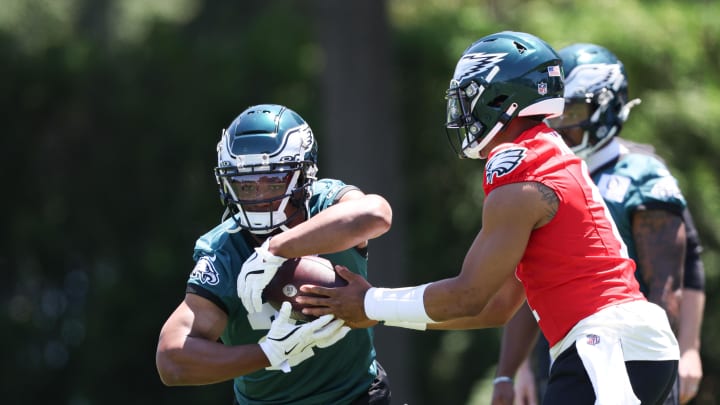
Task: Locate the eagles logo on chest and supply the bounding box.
[190,256,220,286]
[485,147,527,184]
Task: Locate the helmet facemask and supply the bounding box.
[547,62,640,159]
[217,162,313,235]
[215,116,318,235]
[445,66,520,159]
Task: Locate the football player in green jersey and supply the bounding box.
[492,44,706,405]
[156,104,393,404]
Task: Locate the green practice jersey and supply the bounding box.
[591,140,686,295]
[187,178,377,405]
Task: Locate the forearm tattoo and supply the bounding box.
[633,210,685,329]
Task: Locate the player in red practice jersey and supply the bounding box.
[298,31,679,404]
[492,43,703,405]
[481,125,647,348]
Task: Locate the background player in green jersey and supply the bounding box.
[156,104,394,404]
[492,44,706,405]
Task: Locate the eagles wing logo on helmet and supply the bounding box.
[564,63,625,98]
[299,124,314,150]
[278,124,314,163]
[485,147,527,184]
[453,52,508,83]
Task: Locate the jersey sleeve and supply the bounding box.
[682,208,705,291]
[620,154,686,215]
[482,128,575,193]
[308,178,360,215]
[185,224,247,316]
[482,144,535,192]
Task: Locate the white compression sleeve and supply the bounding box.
[364,283,435,324]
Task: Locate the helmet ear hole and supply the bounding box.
[489,95,508,108]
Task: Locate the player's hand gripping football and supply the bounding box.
[238,238,286,313]
[297,265,378,328]
[259,302,350,373]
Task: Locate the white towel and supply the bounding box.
[575,330,640,405]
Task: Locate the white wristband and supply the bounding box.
[493,376,513,385]
[364,283,434,323]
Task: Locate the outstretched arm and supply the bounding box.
[426,276,525,330]
[300,181,553,328]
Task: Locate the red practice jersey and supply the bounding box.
[483,124,645,346]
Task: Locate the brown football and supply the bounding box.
[262,255,347,322]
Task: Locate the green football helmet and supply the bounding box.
[215,104,318,235]
[546,43,640,159]
[445,31,565,159]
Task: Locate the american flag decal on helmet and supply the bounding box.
[485,147,527,184]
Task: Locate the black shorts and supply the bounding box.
[544,344,678,405]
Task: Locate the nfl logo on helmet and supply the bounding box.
[538,82,547,95]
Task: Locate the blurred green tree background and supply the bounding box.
[1,1,718,404]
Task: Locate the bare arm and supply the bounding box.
[678,288,705,404]
[269,190,392,257]
[299,181,551,327]
[496,302,540,376]
[632,209,685,329]
[678,288,704,358]
[421,181,551,322]
[156,294,269,385]
[490,302,540,405]
[427,276,525,329]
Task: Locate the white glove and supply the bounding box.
[238,237,286,313]
[315,322,351,349]
[265,341,315,372]
[259,302,349,372]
